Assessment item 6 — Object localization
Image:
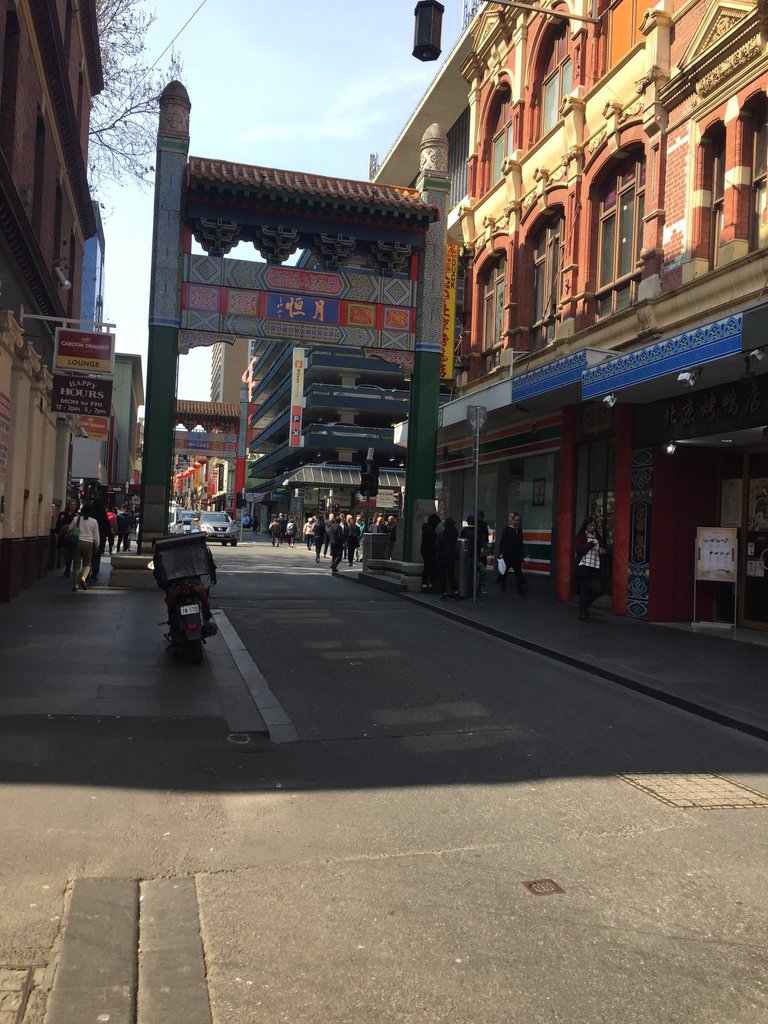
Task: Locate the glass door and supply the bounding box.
[742,449,768,628]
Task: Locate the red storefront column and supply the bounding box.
[555,405,578,602]
[612,404,633,616]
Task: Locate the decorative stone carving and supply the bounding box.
[368,241,413,276]
[588,128,608,154]
[194,218,241,257]
[251,226,300,265]
[314,234,358,271]
[420,123,448,175]
[635,65,670,95]
[695,35,762,96]
[620,98,643,122]
[158,81,191,139]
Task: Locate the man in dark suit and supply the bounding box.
[498,512,528,594]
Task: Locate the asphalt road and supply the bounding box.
[2,540,767,1023]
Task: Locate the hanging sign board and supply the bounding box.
[51,375,113,417]
[78,415,110,441]
[54,328,115,376]
[695,527,738,583]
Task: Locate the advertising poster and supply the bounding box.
[54,328,115,376]
[695,527,738,583]
[289,348,305,448]
[440,243,458,381]
[78,416,109,441]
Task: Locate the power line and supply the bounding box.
[146,0,210,75]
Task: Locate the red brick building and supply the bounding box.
[0,0,102,600]
[378,0,768,630]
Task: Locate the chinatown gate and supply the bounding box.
[139,82,449,558]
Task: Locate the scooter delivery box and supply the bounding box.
[153,532,211,585]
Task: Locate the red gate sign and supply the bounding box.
[54,328,115,375]
[51,375,113,417]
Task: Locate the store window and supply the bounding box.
[481,254,506,374]
[531,212,564,351]
[541,22,572,135]
[596,153,645,318]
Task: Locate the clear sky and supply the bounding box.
[98,0,465,404]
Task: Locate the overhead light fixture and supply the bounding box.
[749,348,766,362]
[603,393,617,407]
[677,370,698,387]
[664,442,677,455]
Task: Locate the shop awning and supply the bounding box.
[251,491,271,503]
[280,463,405,487]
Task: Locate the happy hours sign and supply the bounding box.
[51,375,113,417]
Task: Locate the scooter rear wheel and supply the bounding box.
[188,638,204,664]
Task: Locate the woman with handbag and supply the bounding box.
[574,515,606,621]
[55,499,79,577]
[68,503,100,591]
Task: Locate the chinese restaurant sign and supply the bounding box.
[178,255,416,355]
[54,328,115,376]
[440,243,458,381]
[51,376,113,417]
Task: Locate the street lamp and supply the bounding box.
[414,0,600,61]
[413,1,445,61]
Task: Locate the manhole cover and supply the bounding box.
[522,879,564,895]
[618,772,768,808]
[0,966,39,1024]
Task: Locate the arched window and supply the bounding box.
[531,213,564,350]
[751,106,768,251]
[481,254,506,374]
[596,153,645,317]
[709,127,725,269]
[541,22,572,135]
[489,87,513,186]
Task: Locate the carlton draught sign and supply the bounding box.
[54,328,115,376]
[51,375,113,417]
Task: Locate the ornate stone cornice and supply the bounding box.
[368,241,412,276]
[695,35,763,97]
[0,310,24,359]
[251,226,299,265]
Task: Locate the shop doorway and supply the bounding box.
[743,448,768,628]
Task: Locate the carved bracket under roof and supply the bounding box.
[368,241,413,276]
[194,218,241,257]
[313,233,358,271]
[251,226,300,265]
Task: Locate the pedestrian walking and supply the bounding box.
[68,503,100,591]
[115,506,133,552]
[88,498,110,583]
[285,516,297,547]
[55,498,79,577]
[386,515,397,559]
[574,515,606,621]
[327,514,345,574]
[435,516,459,599]
[420,513,440,591]
[345,514,359,566]
[498,512,528,594]
[303,516,315,550]
[268,517,281,546]
[312,514,325,562]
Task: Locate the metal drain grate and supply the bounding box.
[522,878,565,895]
[618,772,768,808]
[0,966,38,1024]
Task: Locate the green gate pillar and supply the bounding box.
[138,82,191,553]
[403,123,449,559]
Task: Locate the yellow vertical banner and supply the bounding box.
[440,243,458,381]
[289,348,305,448]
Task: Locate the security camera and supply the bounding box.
[55,266,71,290]
[603,393,617,407]
[677,370,696,386]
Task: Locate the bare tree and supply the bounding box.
[89,0,181,193]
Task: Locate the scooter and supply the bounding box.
[151,533,218,664]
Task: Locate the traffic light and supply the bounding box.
[360,466,379,497]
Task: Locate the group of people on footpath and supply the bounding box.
[54,498,136,591]
[420,508,606,621]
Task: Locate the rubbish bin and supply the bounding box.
[361,532,390,567]
[456,537,471,598]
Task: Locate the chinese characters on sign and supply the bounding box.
[440,243,458,381]
[266,294,340,325]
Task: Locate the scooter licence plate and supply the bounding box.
[180,603,200,615]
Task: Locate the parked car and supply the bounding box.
[171,510,198,535]
[199,511,238,546]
